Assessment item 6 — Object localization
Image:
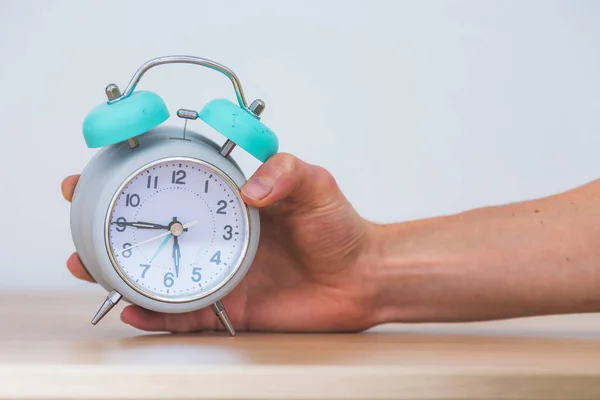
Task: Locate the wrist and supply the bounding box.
[357,218,439,327]
[365,218,444,325]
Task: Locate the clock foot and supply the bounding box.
[211,300,235,336]
[91,290,122,325]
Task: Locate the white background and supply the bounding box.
[0,0,599,290]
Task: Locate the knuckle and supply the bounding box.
[270,152,299,176]
[312,165,338,190]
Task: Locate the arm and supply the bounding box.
[371,179,600,324]
[62,155,600,332]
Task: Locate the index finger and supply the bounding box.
[61,175,80,202]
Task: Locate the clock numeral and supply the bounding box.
[216,200,227,214]
[140,264,151,278]
[164,272,175,288]
[210,251,221,265]
[223,225,233,240]
[126,193,140,207]
[122,243,132,258]
[147,175,158,189]
[115,217,127,232]
[204,180,209,193]
[172,170,186,185]
[191,267,202,283]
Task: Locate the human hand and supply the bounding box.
[62,153,381,333]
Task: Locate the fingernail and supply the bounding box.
[242,177,273,200]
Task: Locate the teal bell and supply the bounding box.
[198,98,278,162]
[83,89,169,148]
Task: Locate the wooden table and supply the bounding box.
[2,287,600,399]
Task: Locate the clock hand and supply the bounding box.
[113,220,198,255]
[150,234,172,263]
[172,235,181,277]
[111,221,170,230]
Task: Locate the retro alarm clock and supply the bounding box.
[69,55,278,336]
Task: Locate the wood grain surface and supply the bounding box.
[2,286,600,399]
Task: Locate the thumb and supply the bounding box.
[240,153,342,210]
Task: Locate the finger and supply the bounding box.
[120,305,220,333]
[66,252,96,283]
[61,175,80,202]
[240,153,341,209]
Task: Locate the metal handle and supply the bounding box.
[111,55,249,109]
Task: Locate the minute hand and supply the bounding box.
[111,221,170,230]
[114,221,199,255]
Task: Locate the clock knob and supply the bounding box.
[82,85,170,148]
[198,98,278,162]
[248,99,265,116]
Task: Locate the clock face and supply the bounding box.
[105,157,249,302]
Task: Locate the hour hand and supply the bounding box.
[172,236,181,277]
[112,221,170,230]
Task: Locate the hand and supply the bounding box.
[113,221,197,256]
[111,221,170,230]
[62,153,380,333]
[149,233,172,261]
[172,235,181,277]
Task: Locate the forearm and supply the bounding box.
[371,179,600,324]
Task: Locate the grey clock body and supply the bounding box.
[70,126,260,314]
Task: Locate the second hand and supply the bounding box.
[114,220,198,255]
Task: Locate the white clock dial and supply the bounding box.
[105,158,249,302]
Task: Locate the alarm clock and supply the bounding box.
[69,55,278,336]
